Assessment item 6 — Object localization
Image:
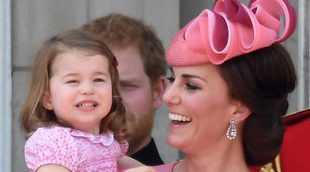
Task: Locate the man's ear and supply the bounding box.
[152,76,167,109]
[42,91,53,110]
[232,101,251,123]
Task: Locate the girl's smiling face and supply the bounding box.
[43,50,113,134]
[163,63,239,153]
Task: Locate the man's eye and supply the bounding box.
[126,85,137,88]
[186,82,200,90]
[166,76,175,83]
[121,84,138,89]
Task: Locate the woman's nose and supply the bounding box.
[163,84,181,105]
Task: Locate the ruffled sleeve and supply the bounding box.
[118,140,129,159]
[24,126,79,171]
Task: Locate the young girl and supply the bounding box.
[21,30,151,172]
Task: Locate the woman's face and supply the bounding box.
[163,63,238,153]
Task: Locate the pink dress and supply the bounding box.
[24,126,128,172]
[154,162,261,172]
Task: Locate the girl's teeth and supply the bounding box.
[78,103,95,107]
[169,113,192,122]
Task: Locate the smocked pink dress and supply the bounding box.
[24,126,128,172]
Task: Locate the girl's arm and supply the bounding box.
[37,164,71,172]
[118,156,155,172]
[124,166,156,172]
[118,156,144,170]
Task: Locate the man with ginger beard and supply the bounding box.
[81,13,166,165]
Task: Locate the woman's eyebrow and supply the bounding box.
[181,74,207,82]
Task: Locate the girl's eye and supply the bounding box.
[66,80,78,84]
[94,78,105,82]
[166,76,175,83]
[186,82,200,90]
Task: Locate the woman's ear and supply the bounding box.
[42,91,53,110]
[232,102,251,123]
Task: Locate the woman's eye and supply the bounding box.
[186,82,200,90]
[166,76,175,83]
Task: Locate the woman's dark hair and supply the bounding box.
[218,43,297,165]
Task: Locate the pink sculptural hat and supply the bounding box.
[167,0,296,65]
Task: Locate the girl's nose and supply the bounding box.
[80,82,94,95]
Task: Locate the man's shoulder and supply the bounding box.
[130,138,164,166]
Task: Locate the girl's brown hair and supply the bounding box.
[21,30,127,142]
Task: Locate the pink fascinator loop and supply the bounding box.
[166,0,296,65]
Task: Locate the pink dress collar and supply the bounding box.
[69,128,114,146]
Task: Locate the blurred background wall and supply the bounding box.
[0,0,309,171]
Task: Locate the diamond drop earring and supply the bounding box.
[226,119,237,140]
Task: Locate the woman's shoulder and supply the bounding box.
[153,162,262,172]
